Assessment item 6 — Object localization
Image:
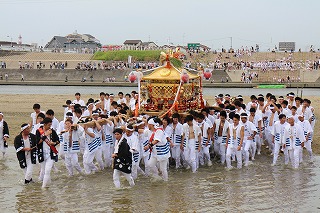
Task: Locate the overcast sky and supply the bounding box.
[0,0,319,51]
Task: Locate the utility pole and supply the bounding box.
[183,33,185,46]
[230,37,233,49]
[7,35,12,51]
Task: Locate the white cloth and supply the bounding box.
[73,99,85,106]
[64,152,82,176]
[39,158,54,188]
[113,169,135,188]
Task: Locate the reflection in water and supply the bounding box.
[1,147,319,212]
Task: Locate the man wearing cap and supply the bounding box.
[240,113,257,167]
[144,117,170,180]
[0,112,9,158]
[112,128,135,188]
[14,124,37,183]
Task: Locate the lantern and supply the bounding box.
[203,71,212,80]
[181,72,189,83]
[129,73,137,83]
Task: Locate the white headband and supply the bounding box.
[148,118,159,127]
[0,112,3,116]
[21,124,30,132]
[126,125,134,131]
[135,122,144,127]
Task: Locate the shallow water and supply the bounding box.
[1,146,320,212]
[0,85,319,97]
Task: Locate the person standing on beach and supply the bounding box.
[14,124,37,184]
[30,103,45,129]
[45,109,59,132]
[0,112,10,158]
[36,117,60,188]
[73,92,85,106]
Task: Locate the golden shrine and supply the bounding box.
[138,52,205,117]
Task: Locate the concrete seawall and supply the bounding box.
[0,69,128,82]
[1,69,320,88]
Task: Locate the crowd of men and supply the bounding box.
[0,91,316,189]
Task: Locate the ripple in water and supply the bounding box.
[1,147,320,212]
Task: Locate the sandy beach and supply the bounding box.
[1,93,319,154]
